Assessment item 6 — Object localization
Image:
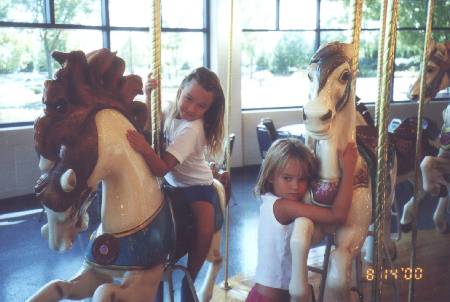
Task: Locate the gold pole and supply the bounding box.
[150,0,162,154]
[349,0,363,141]
[409,1,435,301]
[372,0,398,301]
[375,0,388,126]
[222,0,234,291]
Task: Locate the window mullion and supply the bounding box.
[43,0,55,24]
[275,0,280,30]
[101,0,111,49]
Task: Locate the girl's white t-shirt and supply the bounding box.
[164,118,213,187]
[254,192,293,290]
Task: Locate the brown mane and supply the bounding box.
[34,49,148,211]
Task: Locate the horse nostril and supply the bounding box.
[320,110,332,121]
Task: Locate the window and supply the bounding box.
[241,0,450,110]
[0,0,208,126]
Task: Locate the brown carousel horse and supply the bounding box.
[27,49,226,302]
[407,39,450,233]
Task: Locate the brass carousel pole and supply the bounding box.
[349,0,363,141]
[375,0,389,127]
[372,0,398,301]
[408,1,435,301]
[149,0,162,153]
[221,0,234,291]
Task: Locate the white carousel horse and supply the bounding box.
[401,39,450,233]
[28,49,225,302]
[421,104,450,233]
[289,42,397,302]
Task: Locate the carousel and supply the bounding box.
[21,0,450,302]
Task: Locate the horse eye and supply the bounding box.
[426,66,434,73]
[339,71,350,82]
[54,98,67,113]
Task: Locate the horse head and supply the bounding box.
[303,42,356,144]
[34,49,147,250]
[408,40,450,101]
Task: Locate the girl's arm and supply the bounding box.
[126,130,178,177]
[274,142,358,225]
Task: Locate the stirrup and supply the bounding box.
[163,263,199,302]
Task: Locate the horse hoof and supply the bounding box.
[400,223,412,233]
[439,223,449,234]
[350,287,364,302]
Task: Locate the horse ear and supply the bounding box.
[340,43,355,61]
[52,51,68,66]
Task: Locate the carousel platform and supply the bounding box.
[1,166,448,301]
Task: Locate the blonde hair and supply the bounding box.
[254,138,319,196]
[164,67,225,159]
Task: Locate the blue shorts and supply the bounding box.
[163,181,223,231]
[170,183,217,204]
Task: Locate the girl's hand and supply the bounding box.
[126,129,151,155]
[340,141,358,176]
[145,73,158,95]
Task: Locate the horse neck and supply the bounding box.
[89,109,164,234]
[315,102,355,180]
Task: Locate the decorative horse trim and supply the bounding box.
[85,201,173,269]
[310,164,369,207]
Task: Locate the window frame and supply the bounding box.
[241,0,450,111]
[0,0,210,127]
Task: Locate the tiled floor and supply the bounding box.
[0,166,446,301]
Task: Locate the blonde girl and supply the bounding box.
[127,67,225,302]
[247,138,357,302]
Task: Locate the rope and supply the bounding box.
[409,1,435,301]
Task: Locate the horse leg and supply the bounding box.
[326,189,371,302]
[198,230,223,302]
[401,179,427,232]
[289,217,315,302]
[433,195,450,233]
[92,264,164,302]
[26,264,112,302]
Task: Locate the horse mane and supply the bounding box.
[51,48,148,130]
[310,42,352,91]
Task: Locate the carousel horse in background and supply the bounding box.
[421,105,450,233]
[289,42,397,302]
[400,39,450,233]
[405,39,450,233]
[28,49,226,302]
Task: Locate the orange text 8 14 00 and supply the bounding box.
[365,267,424,281]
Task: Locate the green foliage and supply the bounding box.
[1,0,93,77]
[256,55,269,71]
[271,33,309,75]
[0,32,34,74]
